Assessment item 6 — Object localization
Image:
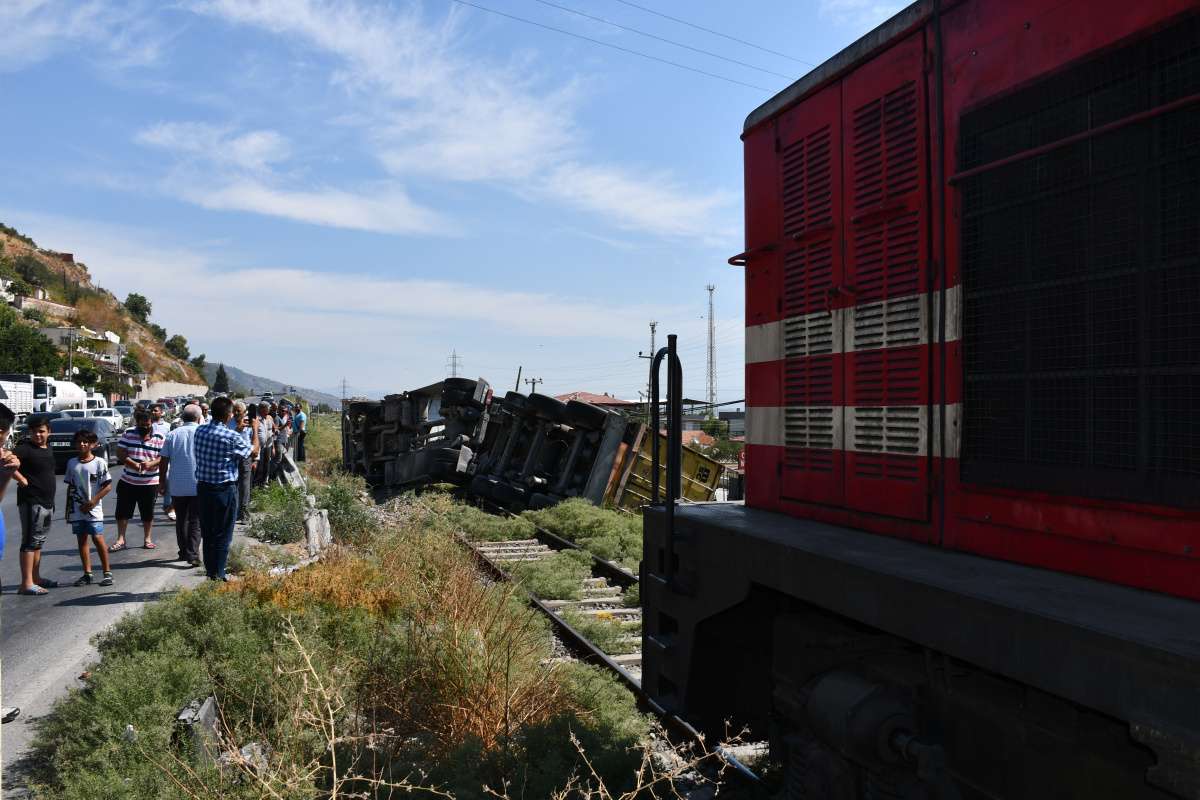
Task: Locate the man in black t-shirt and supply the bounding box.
[13,415,57,595]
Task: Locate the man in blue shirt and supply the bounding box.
[292,404,308,462]
[194,397,252,581]
[0,402,22,724]
[160,404,203,567]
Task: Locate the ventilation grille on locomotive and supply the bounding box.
[959,14,1200,507]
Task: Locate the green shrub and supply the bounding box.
[316,472,374,546]
[524,498,642,569]
[508,549,593,600]
[248,483,306,543]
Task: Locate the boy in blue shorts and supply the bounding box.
[64,429,114,587]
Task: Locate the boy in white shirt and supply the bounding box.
[64,429,115,587]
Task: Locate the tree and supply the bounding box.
[122,353,143,374]
[8,278,33,297]
[148,323,167,341]
[14,253,44,285]
[165,334,190,361]
[190,353,207,371]
[21,307,46,324]
[124,292,152,323]
[96,377,128,399]
[0,325,62,375]
[74,361,100,387]
[213,363,230,394]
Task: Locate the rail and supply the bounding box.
[457,527,762,788]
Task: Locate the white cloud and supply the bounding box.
[188,180,447,235]
[0,1,167,72]
[818,0,907,29]
[542,162,737,242]
[136,121,447,235]
[137,122,291,171]
[186,0,734,241]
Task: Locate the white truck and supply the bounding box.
[0,375,35,419]
[86,392,109,411]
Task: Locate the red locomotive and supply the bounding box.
[642,1,1200,796]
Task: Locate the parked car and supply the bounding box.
[91,408,126,428]
[46,417,118,472]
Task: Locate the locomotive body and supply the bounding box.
[642,1,1200,796]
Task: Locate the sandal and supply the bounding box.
[109,541,127,552]
[144,541,157,549]
[37,579,60,588]
[99,572,114,587]
[19,586,49,596]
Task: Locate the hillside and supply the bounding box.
[0,227,203,385]
[201,362,341,407]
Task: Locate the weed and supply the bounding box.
[316,471,374,546]
[507,549,593,600]
[247,483,306,544]
[524,499,642,569]
[226,542,300,575]
[561,609,642,656]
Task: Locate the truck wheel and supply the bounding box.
[527,393,568,423]
[565,400,608,431]
[502,392,528,413]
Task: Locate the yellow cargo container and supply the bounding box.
[604,425,724,512]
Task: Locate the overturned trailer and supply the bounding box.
[342,378,723,511]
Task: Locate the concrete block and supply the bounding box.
[304,508,332,556]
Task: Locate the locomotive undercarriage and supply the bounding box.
[641,504,1200,799]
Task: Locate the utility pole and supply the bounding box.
[514,366,522,392]
[706,285,716,417]
[341,377,348,403]
[637,321,658,424]
[67,329,75,379]
[524,377,543,394]
[446,349,463,378]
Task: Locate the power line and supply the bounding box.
[529,0,794,80]
[609,0,816,67]
[447,0,774,92]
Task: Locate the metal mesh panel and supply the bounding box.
[960,14,1200,507]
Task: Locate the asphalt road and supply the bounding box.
[1,465,207,786]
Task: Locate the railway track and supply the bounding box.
[458,500,765,790]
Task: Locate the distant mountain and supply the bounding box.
[202,363,341,407]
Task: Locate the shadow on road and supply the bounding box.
[53,590,172,607]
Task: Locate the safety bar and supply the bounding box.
[649,334,682,579]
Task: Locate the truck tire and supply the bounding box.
[527,393,568,423]
[502,392,528,414]
[565,400,608,431]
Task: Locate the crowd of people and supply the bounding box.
[0,396,308,590]
[0,395,308,725]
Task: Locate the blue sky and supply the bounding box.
[1,0,900,400]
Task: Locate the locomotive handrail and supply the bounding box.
[649,334,682,579]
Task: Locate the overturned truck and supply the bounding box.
[342,378,722,511]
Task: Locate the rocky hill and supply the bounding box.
[0,227,203,385]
